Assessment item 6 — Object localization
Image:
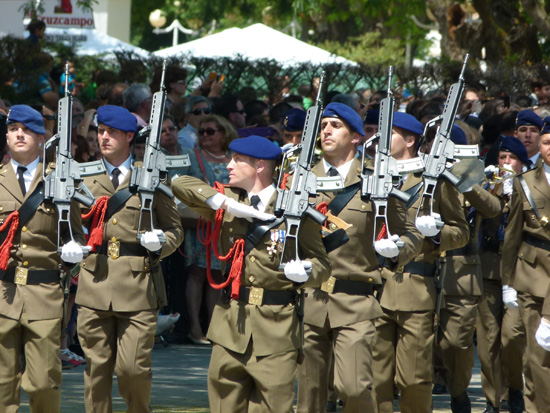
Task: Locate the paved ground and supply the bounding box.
[19,343,486,412]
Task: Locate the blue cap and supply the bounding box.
[282,109,306,131]
[541,116,550,135]
[499,136,530,166]
[6,104,45,135]
[392,112,424,136]
[229,136,282,160]
[515,110,543,130]
[322,102,364,136]
[363,109,379,125]
[450,124,467,145]
[97,105,138,133]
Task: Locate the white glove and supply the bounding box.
[207,193,276,221]
[60,240,84,264]
[416,213,442,237]
[502,285,519,309]
[503,177,513,196]
[284,259,311,283]
[374,235,400,258]
[484,165,498,176]
[140,230,163,252]
[536,318,550,351]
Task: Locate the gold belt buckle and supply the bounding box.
[107,238,120,260]
[14,267,28,285]
[321,276,336,293]
[248,287,264,305]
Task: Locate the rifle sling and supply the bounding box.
[244,217,285,256]
[517,175,545,223]
[0,182,45,245]
[105,188,135,221]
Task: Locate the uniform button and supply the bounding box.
[361,204,366,210]
[82,263,86,268]
[519,253,524,257]
[21,244,27,249]
[250,256,256,263]
[113,219,118,225]
[144,266,149,271]
[23,261,28,266]
[249,276,255,283]
[21,226,27,232]
[198,188,203,193]
[368,277,373,283]
[229,228,233,233]
[464,201,470,207]
[330,223,337,230]
[46,208,51,212]
[0,206,3,212]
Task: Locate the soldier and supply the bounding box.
[514,109,543,166]
[77,105,183,412]
[296,103,422,412]
[281,108,306,147]
[503,116,550,412]
[372,113,469,413]
[0,105,84,412]
[477,137,528,413]
[171,135,331,412]
[436,125,501,412]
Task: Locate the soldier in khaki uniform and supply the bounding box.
[372,114,469,413]
[504,123,550,413]
[0,105,85,413]
[477,137,528,413]
[172,135,331,413]
[77,105,183,412]
[296,103,422,412]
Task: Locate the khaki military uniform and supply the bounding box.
[476,194,526,409]
[77,165,183,412]
[171,175,331,413]
[296,159,423,413]
[502,162,550,412]
[0,162,84,413]
[373,173,469,413]
[435,184,500,400]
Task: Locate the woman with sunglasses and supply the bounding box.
[183,114,238,345]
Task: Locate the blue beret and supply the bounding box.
[392,112,424,136]
[363,109,379,125]
[229,136,282,160]
[541,116,550,135]
[97,105,138,133]
[282,109,306,131]
[515,110,543,130]
[322,102,364,137]
[6,104,45,135]
[499,136,530,166]
[450,124,467,145]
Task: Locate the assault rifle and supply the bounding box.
[43,62,95,252]
[361,66,411,244]
[129,60,190,243]
[274,72,328,270]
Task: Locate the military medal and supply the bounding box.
[229,236,235,244]
[268,230,279,256]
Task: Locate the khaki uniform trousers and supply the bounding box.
[207,342,298,413]
[372,309,433,413]
[297,318,376,413]
[77,305,158,413]
[436,295,479,397]
[476,279,525,407]
[517,293,550,413]
[0,312,61,413]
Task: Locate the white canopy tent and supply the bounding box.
[45,27,150,58]
[154,23,355,66]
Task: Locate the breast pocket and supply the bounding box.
[125,196,143,230]
[0,201,17,224]
[345,201,372,235]
[34,202,58,234]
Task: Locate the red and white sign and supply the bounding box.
[34,0,95,28]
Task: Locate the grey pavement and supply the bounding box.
[19,343,486,412]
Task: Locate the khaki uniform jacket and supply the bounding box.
[479,193,508,281]
[443,184,500,296]
[503,163,550,298]
[0,162,84,321]
[381,173,469,312]
[171,175,331,357]
[77,165,183,312]
[304,158,423,327]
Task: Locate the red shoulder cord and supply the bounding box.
[81,196,109,252]
[200,182,245,299]
[0,211,19,270]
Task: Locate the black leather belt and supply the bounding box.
[524,234,550,251]
[332,279,375,295]
[96,242,148,257]
[403,261,436,276]
[0,268,60,285]
[236,286,297,306]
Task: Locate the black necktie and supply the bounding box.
[112,168,121,190]
[250,195,261,210]
[327,167,339,177]
[17,166,27,196]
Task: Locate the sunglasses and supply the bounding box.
[198,128,219,136]
[161,126,177,134]
[192,108,211,116]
